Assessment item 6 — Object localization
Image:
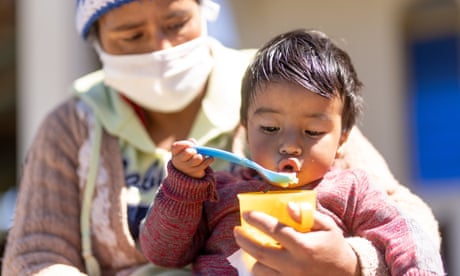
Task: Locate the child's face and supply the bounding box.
[246,81,347,187]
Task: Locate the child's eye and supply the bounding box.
[305,130,324,137]
[261,126,279,134]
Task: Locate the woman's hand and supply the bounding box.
[233,205,360,276]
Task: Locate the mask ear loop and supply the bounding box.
[200,0,220,36]
[87,31,104,59]
[202,0,220,22]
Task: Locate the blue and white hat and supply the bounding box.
[76,0,220,40]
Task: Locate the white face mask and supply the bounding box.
[94,35,214,113]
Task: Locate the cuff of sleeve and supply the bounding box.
[163,161,218,203]
[346,237,389,276]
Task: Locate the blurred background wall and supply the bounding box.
[0,0,16,260]
[0,0,458,273]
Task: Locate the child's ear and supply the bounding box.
[335,131,350,159]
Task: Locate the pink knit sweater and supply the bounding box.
[140,163,444,276]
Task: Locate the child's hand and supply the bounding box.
[170,140,214,179]
[234,209,360,276]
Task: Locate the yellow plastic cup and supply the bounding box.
[236,190,316,271]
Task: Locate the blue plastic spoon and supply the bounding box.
[193,146,298,187]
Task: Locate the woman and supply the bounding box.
[2,0,440,275]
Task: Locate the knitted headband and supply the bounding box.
[76,0,219,39]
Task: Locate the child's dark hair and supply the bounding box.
[240,29,364,133]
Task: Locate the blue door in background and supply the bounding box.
[408,34,460,186]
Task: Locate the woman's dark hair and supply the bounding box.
[240,29,364,133]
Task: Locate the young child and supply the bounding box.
[139,29,444,275]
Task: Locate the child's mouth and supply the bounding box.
[278,158,300,173]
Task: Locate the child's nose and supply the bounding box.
[279,143,302,156]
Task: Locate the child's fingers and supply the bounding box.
[191,156,214,171]
[188,138,198,144]
[171,140,194,155]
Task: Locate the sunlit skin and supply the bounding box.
[97,0,202,54]
[96,0,206,150]
[246,81,348,188]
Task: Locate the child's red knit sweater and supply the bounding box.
[140,163,444,276]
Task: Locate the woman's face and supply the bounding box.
[97,0,202,55]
